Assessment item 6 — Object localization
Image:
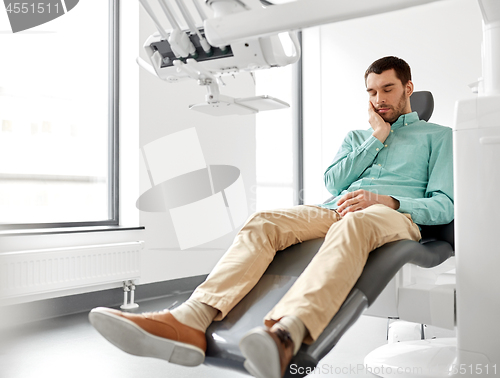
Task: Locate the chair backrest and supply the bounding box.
[411,91,434,121]
[409,91,454,248]
[419,221,455,250]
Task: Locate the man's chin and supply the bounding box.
[381,115,395,123]
[382,113,401,124]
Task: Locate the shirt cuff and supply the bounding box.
[361,135,385,157]
[392,196,414,215]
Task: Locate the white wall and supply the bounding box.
[303,0,483,204]
[137,7,256,285]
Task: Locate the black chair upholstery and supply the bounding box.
[411,91,434,122]
[203,90,453,377]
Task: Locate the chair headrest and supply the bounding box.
[410,91,434,121]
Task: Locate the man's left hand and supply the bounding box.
[336,190,400,216]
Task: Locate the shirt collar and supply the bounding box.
[391,111,420,131]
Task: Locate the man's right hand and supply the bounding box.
[368,101,391,143]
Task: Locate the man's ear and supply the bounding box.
[406,80,414,97]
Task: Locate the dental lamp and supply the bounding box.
[140,0,500,375]
[138,0,299,116]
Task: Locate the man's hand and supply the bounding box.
[336,189,400,216]
[368,101,391,143]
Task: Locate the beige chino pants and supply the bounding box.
[191,204,421,343]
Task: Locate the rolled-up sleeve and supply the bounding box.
[324,132,384,197]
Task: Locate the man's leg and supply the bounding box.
[266,204,421,339]
[240,204,421,378]
[189,205,340,320]
[89,205,340,366]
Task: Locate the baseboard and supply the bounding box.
[0,275,208,328]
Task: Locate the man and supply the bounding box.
[89,56,453,378]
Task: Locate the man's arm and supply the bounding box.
[391,128,454,225]
[324,102,389,196]
[324,132,384,196]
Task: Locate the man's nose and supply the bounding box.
[376,93,386,104]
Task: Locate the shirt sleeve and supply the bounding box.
[324,131,384,197]
[391,128,454,225]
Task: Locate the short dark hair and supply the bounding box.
[364,56,412,86]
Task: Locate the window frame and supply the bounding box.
[0,0,120,232]
[293,31,304,206]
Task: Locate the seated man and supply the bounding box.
[90,56,453,378]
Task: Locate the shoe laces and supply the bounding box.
[272,327,294,349]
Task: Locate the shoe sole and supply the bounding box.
[89,309,205,367]
[239,328,281,378]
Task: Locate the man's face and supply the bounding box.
[366,69,412,124]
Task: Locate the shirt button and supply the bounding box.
[391,130,394,133]
[405,123,408,126]
[371,177,375,179]
[378,164,381,166]
[385,144,388,147]
[376,148,379,151]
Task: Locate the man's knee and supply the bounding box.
[341,211,372,229]
[245,206,308,225]
[245,209,285,225]
[241,210,287,236]
[243,207,311,238]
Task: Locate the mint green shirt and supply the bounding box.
[319,112,454,226]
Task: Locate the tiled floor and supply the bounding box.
[0,292,392,378]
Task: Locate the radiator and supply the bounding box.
[0,242,144,300]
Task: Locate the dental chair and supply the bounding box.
[203,91,455,378]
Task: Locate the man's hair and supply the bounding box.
[364,56,412,86]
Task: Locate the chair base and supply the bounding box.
[364,338,458,377]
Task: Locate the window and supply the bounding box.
[0,0,118,229]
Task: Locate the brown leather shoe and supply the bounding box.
[89,307,206,366]
[239,326,295,378]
